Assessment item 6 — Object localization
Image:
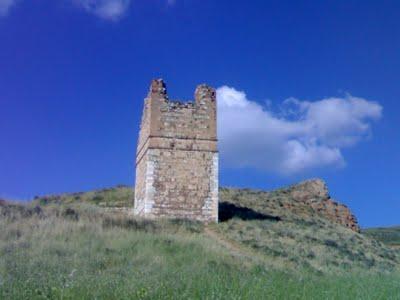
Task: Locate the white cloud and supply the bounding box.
[74,0,131,21]
[1,1,175,20]
[217,86,382,175]
[0,0,17,16]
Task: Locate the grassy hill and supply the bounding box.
[28,184,400,273]
[1,183,400,299]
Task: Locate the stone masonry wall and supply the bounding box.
[134,79,218,222]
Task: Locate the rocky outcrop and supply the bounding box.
[288,179,360,232]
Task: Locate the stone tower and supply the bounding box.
[134,79,218,222]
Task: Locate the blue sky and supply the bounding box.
[0,0,399,228]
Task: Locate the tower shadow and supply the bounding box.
[218,202,281,222]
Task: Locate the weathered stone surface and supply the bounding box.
[288,179,360,232]
[134,79,218,222]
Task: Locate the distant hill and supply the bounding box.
[363,226,400,248]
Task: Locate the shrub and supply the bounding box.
[324,239,339,248]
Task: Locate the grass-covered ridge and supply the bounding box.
[1,183,399,299]
[34,185,133,208]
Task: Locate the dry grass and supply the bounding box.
[215,218,399,274]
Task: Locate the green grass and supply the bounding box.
[1,203,400,299]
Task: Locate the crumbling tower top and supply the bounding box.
[148,78,168,99]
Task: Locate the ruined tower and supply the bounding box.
[134,79,218,222]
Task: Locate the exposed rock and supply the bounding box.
[288,179,360,232]
[289,179,328,200]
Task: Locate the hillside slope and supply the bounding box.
[217,182,397,273]
[1,179,400,298]
[220,179,360,231]
[1,200,400,299]
[29,179,399,274]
